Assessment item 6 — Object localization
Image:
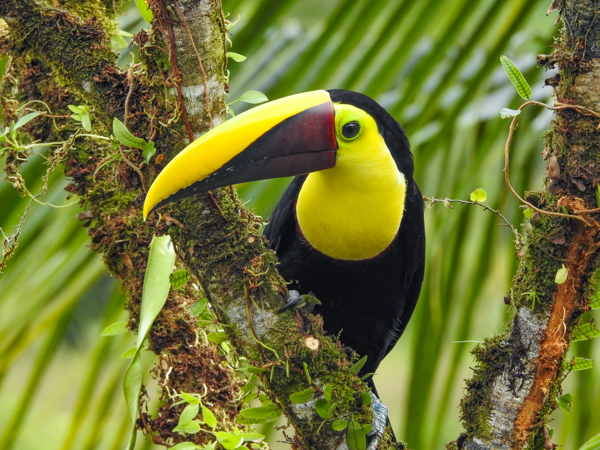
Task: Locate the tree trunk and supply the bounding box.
[457,1,600,449]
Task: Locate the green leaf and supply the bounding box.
[113,29,134,37]
[138,235,176,349]
[556,393,573,413]
[202,405,217,429]
[350,355,368,373]
[170,269,191,290]
[101,321,128,336]
[237,91,268,104]
[572,322,600,342]
[315,398,334,419]
[555,264,568,285]
[303,362,311,384]
[181,392,199,405]
[500,55,532,100]
[178,403,200,426]
[226,52,247,62]
[324,384,332,403]
[110,34,128,50]
[221,435,244,450]
[469,188,487,202]
[191,297,209,316]
[523,208,534,219]
[500,108,521,119]
[81,113,92,132]
[123,350,143,424]
[207,331,229,344]
[13,111,41,131]
[113,117,148,149]
[121,347,137,359]
[590,296,600,309]
[245,366,267,374]
[563,357,594,372]
[360,392,371,406]
[595,185,600,208]
[136,0,153,24]
[346,420,367,450]
[240,432,265,442]
[332,419,348,431]
[579,432,600,450]
[170,443,201,450]
[238,405,281,424]
[68,105,85,115]
[173,420,201,434]
[143,141,156,164]
[289,387,315,404]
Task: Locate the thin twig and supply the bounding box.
[425,196,521,241]
[173,0,214,128]
[503,109,590,226]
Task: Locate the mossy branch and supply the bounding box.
[457,2,600,449]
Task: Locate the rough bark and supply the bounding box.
[0,1,382,449]
[457,2,600,449]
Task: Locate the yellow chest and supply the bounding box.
[296,152,406,261]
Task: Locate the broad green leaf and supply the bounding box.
[113,117,148,149]
[240,432,265,442]
[226,52,247,62]
[170,269,191,290]
[523,208,534,219]
[324,384,332,402]
[556,393,573,413]
[191,297,209,316]
[572,322,600,342]
[237,91,268,104]
[289,387,315,403]
[470,188,487,202]
[121,347,137,358]
[221,435,244,450]
[109,34,128,50]
[81,114,92,132]
[315,398,334,419]
[181,392,200,404]
[350,355,368,373]
[360,391,371,406]
[143,141,156,164]
[178,403,200,426]
[136,0,153,24]
[68,105,84,115]
[207,331,229,344]
[500,55,531,100]
[500,108,521,119]
[555,264,568,285]
[173,420,201,434]
[332,419,348,431]
[13,111,41,131]
[138,235,175,348]
[563,357,594,372]
[579,432,600,450]
[101,321,128,336]
[238,405,281,423]
[202,405,217,429]
[346,420,367,450]
[123,350,142,441]
[170,443,201,450]
[590,295,600,309]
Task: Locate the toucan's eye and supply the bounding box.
[341,121,360,139]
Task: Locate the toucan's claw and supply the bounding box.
[366,391,388,450]
[278,290,305,312]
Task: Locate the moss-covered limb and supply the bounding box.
[145,1,382,447]
[459,2,600,449]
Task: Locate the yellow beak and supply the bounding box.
[143,90,337,220]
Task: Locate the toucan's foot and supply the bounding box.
[278,290,320,313]
[366,391,388,450]
[278,290,304,312]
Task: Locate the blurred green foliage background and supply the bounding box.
[1,0,599,449]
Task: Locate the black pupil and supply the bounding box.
[342,121,360,139]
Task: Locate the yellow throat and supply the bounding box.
[296,103,406,261]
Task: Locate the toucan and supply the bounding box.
[143,90,425,447]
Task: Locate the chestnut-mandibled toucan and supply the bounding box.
[143,90,425,447]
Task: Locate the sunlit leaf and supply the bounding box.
[470,188,487,202]
[202,405,217,429]
[555,264,568,285]
[226,52,247,62]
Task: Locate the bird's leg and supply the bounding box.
[366,391,389,450]
[278,290,320,313]
[278,290,305,312]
